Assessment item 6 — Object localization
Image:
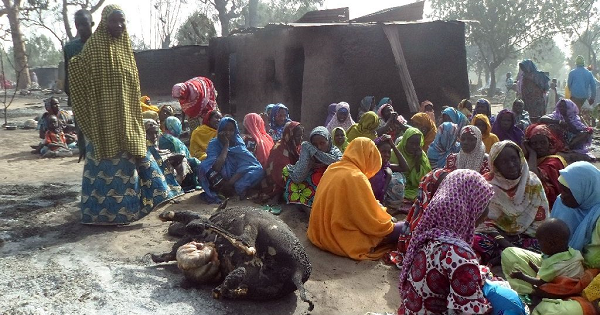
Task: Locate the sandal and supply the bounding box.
[269,205,282,215]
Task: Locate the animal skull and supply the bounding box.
[176,241,221,283]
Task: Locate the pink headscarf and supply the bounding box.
[326,102,355,132]
[172,83,186,98]
[399,169,494,294]
[243,113,274,168]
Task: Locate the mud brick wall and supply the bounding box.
[135,45,212,97]
[211,21,469,131]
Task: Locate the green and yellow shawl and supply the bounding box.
[69,4,145,159]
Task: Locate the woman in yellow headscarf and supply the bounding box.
[140,95,159,120]
[307,137,403,260]
[472,114,500,153]
[410,112,437,151]
[346,111,379,142]
[189,110,222,160]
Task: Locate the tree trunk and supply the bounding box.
[248,0,258,28]
[214,0,230,36]
[161,34,170,49]
[61,0,74,41]
[487,68,497,98]
[5,3,30,89]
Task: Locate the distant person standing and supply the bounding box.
[545,78,559,114]
[517,59,549,120]
[567,55,596,111]
[63,10,94,97]
[64,9,94,159]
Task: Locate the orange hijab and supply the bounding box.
[410,112,437,151]
[307,137,394,260]
[471,114,499,153]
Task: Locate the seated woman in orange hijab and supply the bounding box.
[307,137,404,260]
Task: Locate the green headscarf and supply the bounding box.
[576,55,585,66]
[332,127,349,153]
[346,111,379,142]
[391,127,431,200]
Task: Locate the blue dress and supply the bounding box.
[198,117,264,203]
[80,142,183,224]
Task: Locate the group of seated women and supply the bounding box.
[150,94,598,314]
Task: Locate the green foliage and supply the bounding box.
[176,11,216,45]
[9,34,61,68]
[227,0,323,30]
[431,0,563,94]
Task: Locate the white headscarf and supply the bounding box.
[456,125,487,171]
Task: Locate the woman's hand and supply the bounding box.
[218,131,230,146]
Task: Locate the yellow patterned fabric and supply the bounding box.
[69,4,146,159]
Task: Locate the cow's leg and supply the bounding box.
[212,267,248,299]
[151,236,194,263]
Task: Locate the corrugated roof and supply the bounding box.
[351,1,424,23]
[295,7,349,23]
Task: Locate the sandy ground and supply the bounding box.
[0,96,400,315]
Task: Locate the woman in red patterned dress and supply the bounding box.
[399,169,494,315]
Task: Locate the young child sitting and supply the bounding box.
[40,115,72,158]
[508,218,585,306]
[370,134,409,214]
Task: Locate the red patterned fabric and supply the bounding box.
[445,153,490,174]
[399,241,490,315]
[176,77,217,119]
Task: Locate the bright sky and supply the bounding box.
[88,0,420,48]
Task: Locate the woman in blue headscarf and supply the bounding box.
[550,161,600,267]
[268,103,291,141]
[441,107,469,131]
[427,122,461,169]
[159,116,201,192]
[199,117,265,203]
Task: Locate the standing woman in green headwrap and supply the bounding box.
[69,5,182,225]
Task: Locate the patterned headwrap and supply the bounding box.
[524,123,565,154]
[325,103,338,126]
[288,126,342,183]
[427,122,461,169]
[172,83,186,98]
[326,101,355,132]
[400,169,494,289]
[68,4,146,159]
[164,116,183,137]
[442,106,469,130]
[456,125,486,171]
[269,103,291,141]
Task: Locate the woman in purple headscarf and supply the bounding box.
[324,103,337,126]
[540,99,594,159]
[492,109,524,145]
